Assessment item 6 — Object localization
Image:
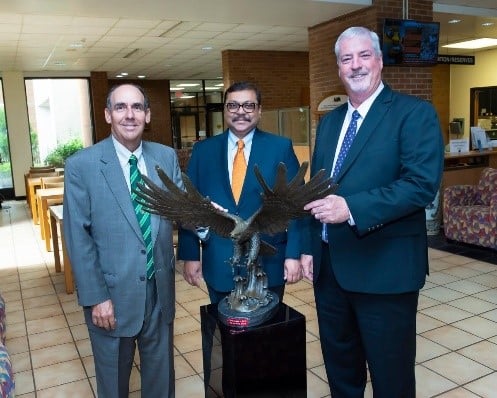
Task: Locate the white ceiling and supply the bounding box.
[0,0,496,80]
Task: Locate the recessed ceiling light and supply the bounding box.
[121,72,128,76]
[443,38,497,49]
[116,74,124,78]
[69,42,85,48]
[482,22,494,27]
[448,19,461,24]
[137,75,146,79]
[201,46,213,51]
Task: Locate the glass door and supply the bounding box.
[172,111,200,149]
[206,103,224,136]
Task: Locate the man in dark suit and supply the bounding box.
[177,81,302,304]
[301,27,444,397]
[63,83,181,397]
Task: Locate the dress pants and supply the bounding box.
[315,243,418,398]
[88,277,174,398]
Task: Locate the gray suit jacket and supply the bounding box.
[63,136,182,337]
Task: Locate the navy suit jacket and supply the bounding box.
[302,84,444,294]
[63,136,183,337]
[177,129,301,292]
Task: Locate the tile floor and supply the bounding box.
[1,200,497,397]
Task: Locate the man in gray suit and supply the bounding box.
[63,83,181,397]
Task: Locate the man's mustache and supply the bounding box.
[232,116,251,122]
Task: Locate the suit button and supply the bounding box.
[140,276,145,281]
[141,249,146,254]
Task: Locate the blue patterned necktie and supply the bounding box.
[332,110,361,181]
[129,155,154,279]
[323,110,361,243]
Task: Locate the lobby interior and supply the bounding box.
[2,0,497,397]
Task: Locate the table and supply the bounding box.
[36,187,64,251]
[49,205,74,294]
[201,303,307,397]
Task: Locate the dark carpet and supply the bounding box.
[428,229,497,265]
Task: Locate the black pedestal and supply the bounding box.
[200,303,307,398]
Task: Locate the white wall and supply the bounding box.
[450,48,497,139]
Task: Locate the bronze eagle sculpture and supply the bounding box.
[135,161,336,267]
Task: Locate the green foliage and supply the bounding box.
[0,106,9,163]
[30,130,40,165]
[44,139,83,167]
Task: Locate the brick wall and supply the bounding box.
[308,0,437,142]
[222,50,309,109]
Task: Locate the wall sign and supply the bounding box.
[317,93,348,113]
[437,55,475,65]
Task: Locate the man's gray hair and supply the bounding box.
[334,26,382,62]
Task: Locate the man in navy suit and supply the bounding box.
[64,83,180,397]
[177,81,302,304]
[302,27,444,397]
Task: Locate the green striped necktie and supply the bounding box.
[129,154,154,279]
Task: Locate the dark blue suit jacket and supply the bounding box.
[177,129,301,292]
[302,84,444,294]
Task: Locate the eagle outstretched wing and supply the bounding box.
[246,161,337,235]
[135,166,237,238]
[134,161,336,242]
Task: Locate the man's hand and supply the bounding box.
[301,254,314,281]
[183,260,203,287]
[304,194,350,224]
[284,258,302,284]
[92,299,116,331]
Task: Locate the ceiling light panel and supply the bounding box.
[443,38,497,49]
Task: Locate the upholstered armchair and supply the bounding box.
[443,167,497,249]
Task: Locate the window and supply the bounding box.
[24,78,93,165]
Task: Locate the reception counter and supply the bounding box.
[443,149,497,188]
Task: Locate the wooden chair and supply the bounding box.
[24,171,60,221]
[40,176,64,189]
[39,176,65,249]
[43,181,65,189]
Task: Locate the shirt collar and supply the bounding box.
[112,135,143,166]
[348,81,385,118]
[228,129,255,149]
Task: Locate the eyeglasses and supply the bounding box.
[225,102,258,113]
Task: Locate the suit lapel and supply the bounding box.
[334,86,392,182]
[219,132,234,202]
[324,108,346,177]
[143,143,161,245]
[100,137,144,241]
[238,129,264,206]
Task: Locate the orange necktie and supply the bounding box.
[232,139,246,203]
